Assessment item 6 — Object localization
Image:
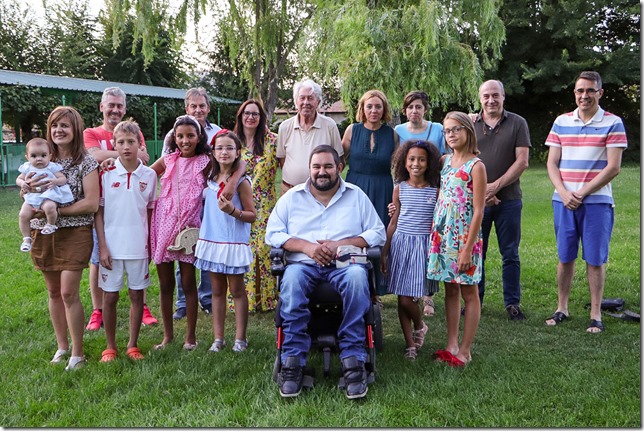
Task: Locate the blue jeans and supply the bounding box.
[479,199,522,307]
[280,263,370,366]
[175,266,212,308]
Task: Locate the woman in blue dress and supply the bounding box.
[342,89,398,295]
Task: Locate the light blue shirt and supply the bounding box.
[265,178,386,264]
[395,122,446,154]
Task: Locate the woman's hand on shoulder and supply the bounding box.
[99,157,116,172]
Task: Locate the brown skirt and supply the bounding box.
[31,225,93,272]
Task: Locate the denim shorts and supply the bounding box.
[90,228,99,265]
[553,201,614,266]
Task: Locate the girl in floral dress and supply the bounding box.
[427,111,486,367]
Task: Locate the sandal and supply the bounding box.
[586,319,605,333]
[412,322,428,350]
[432,349,455,363]
[545,311,568,326]
[65,356,86,371]
[41,224,58,235]
[50,348,68,363]
[126,347,144,360]
[232,339,248,352]
[100,348,118,363]
[20,237,32,252]
[404,347,417,360]
[209,339,226,353]
[446,355,468,368]
[183,342,198,351]
[423,297,435,317]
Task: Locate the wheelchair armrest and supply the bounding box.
[270,247,286,276]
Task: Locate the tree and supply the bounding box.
[302,0,506,120]
[489,0,640,161]
[216,0,314,120]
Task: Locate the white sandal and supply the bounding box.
[65,356,86,371]
[20,237,32,252]
[209,339,226,353]
[423,297,435,317]
[41,224,58,235]
[232,339,248,352]
[50,348,69,363]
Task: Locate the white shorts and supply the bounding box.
[99,258,151,292]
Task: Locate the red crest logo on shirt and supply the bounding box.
[139,181,148,192]
[112,182,121,188]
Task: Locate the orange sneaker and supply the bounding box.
[142,304,158,326]
[86,309,103,331]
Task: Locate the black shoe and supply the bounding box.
[341,356,368,399]
[173,307,186,320]
[201,303,212,315]
[506,304,525,321]
[278,356,304,398]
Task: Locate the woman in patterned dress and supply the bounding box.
[232,99,279,312]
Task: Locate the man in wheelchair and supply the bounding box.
[265,145,386,399]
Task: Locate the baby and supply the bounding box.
[17,138,73,251]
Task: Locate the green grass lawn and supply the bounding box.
[0,165,640,427]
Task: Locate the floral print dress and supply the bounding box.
[427,155,483,285]
[227,131,279,312]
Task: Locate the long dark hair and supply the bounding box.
[233,99,267,157]
[166,115,210,155]
[392,140,441,187]
[209,130,243,181]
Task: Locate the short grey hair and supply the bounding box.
[576,71,603,89]
[185,87,210,108]
[293,79,323,106]
[101,87,126,105]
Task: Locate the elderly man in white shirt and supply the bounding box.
[266,145,385,400]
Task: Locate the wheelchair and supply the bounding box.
[270,246,384,391]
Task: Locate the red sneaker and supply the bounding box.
[86,309,103,331]
[142,304,158,326]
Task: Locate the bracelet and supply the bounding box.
[237,209,243,219]
[228,207,236,216]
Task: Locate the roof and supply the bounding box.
[0,69,240,104]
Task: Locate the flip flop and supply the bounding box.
[446,355,467,368]
[100,348,118,363]
[183,342,198,351]
[126,347,144,360]
[545,311,568,326]
[432,350,454,362]
[586,319,605,333]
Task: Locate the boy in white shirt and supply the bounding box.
[95,120,157,362]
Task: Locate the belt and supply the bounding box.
[281,180,294,188]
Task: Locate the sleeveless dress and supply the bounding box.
[427,156,483,285]
[233,131,278,311]
[194,176,253,274]
[386,181,439,297]
[150,152,210,265]
[19,162,73,207]
[346,123,396,296]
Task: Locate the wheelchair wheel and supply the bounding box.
[373,302,384,352]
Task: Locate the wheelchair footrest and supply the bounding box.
[337,372,375,390]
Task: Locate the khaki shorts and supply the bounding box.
[31,225,93,272]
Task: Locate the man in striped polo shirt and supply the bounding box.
[544,71,627,333]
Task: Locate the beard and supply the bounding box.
[311,173,339,192]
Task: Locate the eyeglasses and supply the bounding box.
[574,88,600,95]
[442,126,466,135]
[214,146,237,152]
[243,111,260,118]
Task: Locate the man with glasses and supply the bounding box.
[276,79,343,196]
[472,80,531,320]
[544,71,627,333]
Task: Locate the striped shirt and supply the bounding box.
[545,107,627,204]
[397,181,438,235]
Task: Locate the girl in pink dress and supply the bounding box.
[150,115,211,350]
